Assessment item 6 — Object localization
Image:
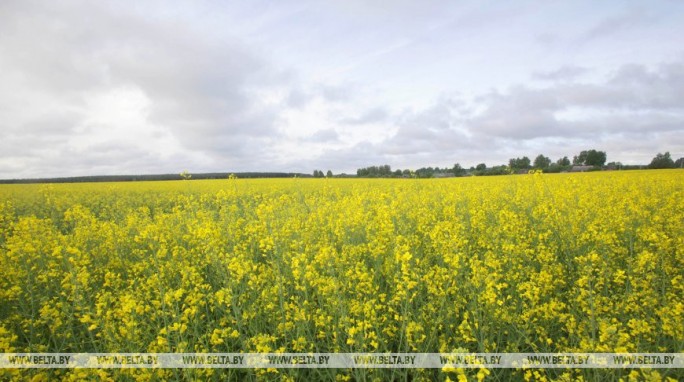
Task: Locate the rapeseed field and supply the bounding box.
[0,170,681,381]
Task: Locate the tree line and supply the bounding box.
[4,151,679,184]
[353,150,683,178]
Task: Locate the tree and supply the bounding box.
[546,163,563,173]
[675,157,684,168]
[606,162,623,170]
[356,165,392,178]
[521,156,531,168]
[415,168,434,178]
[475,163,487,171]
[573,151,587,165]
[574,150,606,166]
[585,150,607,166]
[648,152,675,169]
[483,165,509,176]
[452,163,466,177]
[557,156,571,166]
[326,170,333,178]
[533,154,551,169]
[313,170,325,178]
[509,157,531,170]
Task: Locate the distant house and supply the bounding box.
[433,172,454,178]
[570,165,594,172]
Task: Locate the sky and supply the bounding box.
[1,0,683,178]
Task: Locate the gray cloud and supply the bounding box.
[308,141,388,173]
[340,107,388,125]
[283,83,356,110]
[381,100,473,154]
[313,60,684,169]
[470,61,684,140]
[317,84,353,102]
[304,129,340,143]
[533,66,590,82]
[285,89,312,109]
[580,9,656,41]
[310,99,480,170]
[535,32,561,47]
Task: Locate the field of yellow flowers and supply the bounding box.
[0,170,682,381]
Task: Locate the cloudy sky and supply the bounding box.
[1,0,683,178]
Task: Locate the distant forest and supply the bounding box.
[1,151,681,184]
[353,150,683,178]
